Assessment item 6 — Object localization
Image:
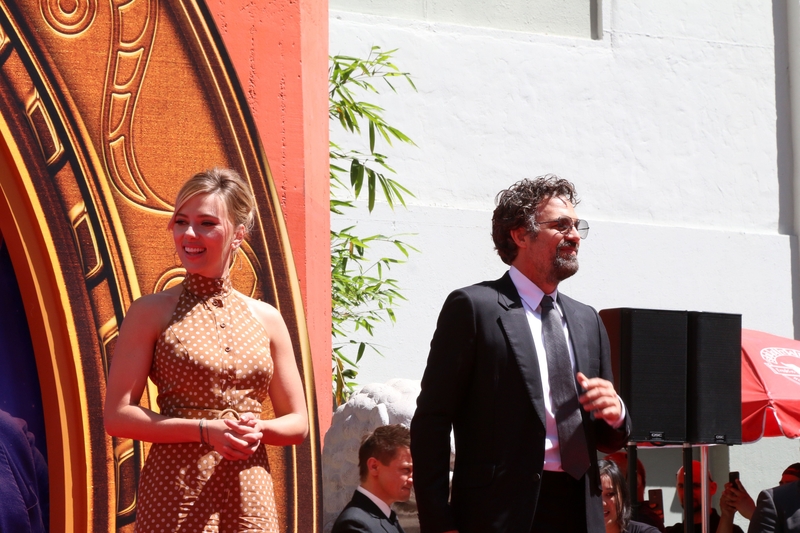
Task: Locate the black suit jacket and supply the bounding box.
[748,481,800,533]
[410,273,631,533]
[332,490,405,533]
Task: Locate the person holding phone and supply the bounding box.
[665,461,744,533]
[719,470,756,531]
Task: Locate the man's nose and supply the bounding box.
[564,226,581,242]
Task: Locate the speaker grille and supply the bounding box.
[600,308,688,444]
[687,312,742,444]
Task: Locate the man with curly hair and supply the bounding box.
[411,175,630,533]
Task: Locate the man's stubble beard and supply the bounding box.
[553,242,579,282]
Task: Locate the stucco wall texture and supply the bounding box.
[330,1,799,530]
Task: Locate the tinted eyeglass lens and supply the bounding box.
[541,217,589,238]
[555,218,573,232]
[576,219,589,238]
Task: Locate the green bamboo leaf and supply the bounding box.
[356,343,366,362]
[350,160,364,197]
[378,175,394,208]
[369,122,375,154]
[329,46,418,403]
[367,168,376,211]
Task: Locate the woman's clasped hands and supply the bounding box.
[206,412,264,461]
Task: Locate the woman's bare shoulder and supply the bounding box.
[237,293,283,325]
[124,284,183,330]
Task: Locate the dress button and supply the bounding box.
[212,298,223,307]
[225,346,232,352]
[220,323,226,328]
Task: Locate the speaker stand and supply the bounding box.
[682,443,712,533]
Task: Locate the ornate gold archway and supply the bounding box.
[0,1,320,531]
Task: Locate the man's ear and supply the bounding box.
[366,457,380,477]
[509,227,530,248]
[710,481,717,496]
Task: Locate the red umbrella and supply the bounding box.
[741,329,800,442]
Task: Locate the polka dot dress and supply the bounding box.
[135,273,280,532]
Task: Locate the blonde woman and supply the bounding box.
[105,168,308,532]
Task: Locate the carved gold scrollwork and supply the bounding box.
[112,437,138,521]
[69,202,103,280]
[153,266,187,293]
[234,241,260,298]
[39,0,97,36]
[102,0,171,212]
[0,20,9,54]
[26,89,64,165]
[98,316,118,377]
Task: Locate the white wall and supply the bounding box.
[330,1,798,529]
[330,0,593,38]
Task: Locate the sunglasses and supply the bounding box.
[535,217,590,239]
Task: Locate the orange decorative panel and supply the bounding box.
[0,0,322,531]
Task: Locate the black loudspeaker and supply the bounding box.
[687,312,742,444]
[600,308,688,444]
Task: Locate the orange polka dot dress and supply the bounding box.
[135,273,279,532]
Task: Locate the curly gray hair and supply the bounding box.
[491,174,579,265]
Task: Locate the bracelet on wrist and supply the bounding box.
[199,419,207,446]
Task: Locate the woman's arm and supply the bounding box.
[248,300,309,445]
[103,291,204,444]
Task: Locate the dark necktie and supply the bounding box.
[540,295,591,479]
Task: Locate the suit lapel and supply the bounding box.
[496,274,547,428]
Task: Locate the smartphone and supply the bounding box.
[729,471,740,485]
[648,488,663,510]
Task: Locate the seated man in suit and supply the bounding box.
[747,478,800,533]
[332,424,412,533]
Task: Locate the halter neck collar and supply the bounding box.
[182,272,232,299]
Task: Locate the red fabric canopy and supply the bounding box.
[741,329,800,442]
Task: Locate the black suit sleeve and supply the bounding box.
[411,289,477,533]
[748,489,779,533]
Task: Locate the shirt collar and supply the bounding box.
[508,266,560,313]
[356,485,393,519]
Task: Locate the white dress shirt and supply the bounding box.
[508,266,625,473]
[356,485,392,519]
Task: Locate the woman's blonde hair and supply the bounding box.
[169,168,255,234]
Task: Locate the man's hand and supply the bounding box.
[721,480,755,520]
[577,372,622,424]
